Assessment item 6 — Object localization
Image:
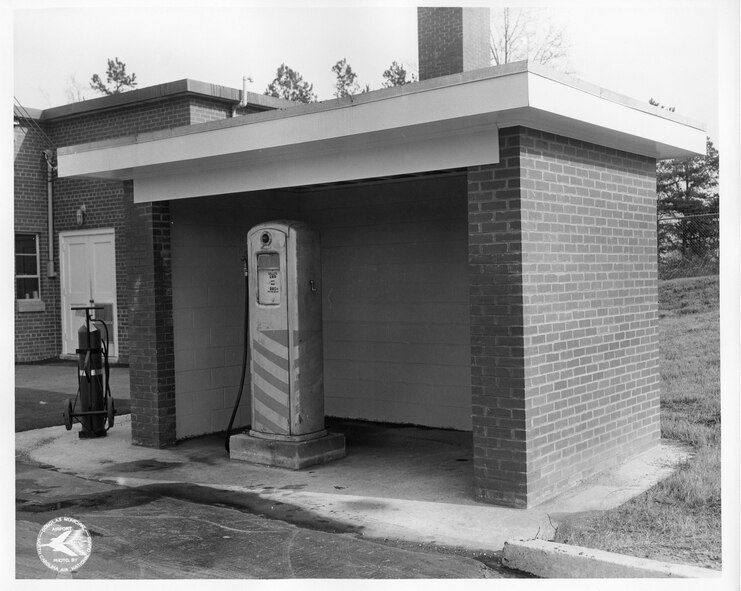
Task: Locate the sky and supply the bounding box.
[9,0,733,144]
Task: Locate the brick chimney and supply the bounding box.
[417,7,491,81]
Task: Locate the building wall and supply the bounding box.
[469,127,660,507]
[417,7,491,80]
[169,175,471,438]
[15,94,244,363]
[189,97,236,124]
[468,128,529,506]
[126,193,176,447]
[14,122,59,361]
[170,192,299,439]
[302,176,472,429]
[520,128,659,505]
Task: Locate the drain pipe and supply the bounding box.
[43,149,57,278]
[230,75,252,117]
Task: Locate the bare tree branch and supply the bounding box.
[490,8,571,71]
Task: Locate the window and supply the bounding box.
[15,234,40,300]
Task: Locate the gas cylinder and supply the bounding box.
[77,323,106,437]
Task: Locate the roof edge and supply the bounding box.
[14,105,44,120]
[526,62,706,132]
[27,79,296,121]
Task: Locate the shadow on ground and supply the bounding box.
[16,388,130,432]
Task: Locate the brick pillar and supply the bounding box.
[468,127,660,508]
[468,128,529,507]
[125,181,176,447]
[417,7,491,81]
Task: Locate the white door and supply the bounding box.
[60,229,118,358]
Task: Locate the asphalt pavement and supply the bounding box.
[15,360,131,431]
[15,362,691,581]
[14,363,512,579]
[17,462,504,579]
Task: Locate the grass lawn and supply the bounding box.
[553,275,721,570]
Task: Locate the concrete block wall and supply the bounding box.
[170,192,299,439]
[469,127,660,507]
[302,176,472,430]
[169,176,471,439]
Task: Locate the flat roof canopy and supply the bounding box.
[57,62,707,203]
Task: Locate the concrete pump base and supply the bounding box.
[229,431,346,469]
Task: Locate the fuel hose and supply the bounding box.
[225,260,249,453]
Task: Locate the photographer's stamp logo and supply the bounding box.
[36,516,92,573]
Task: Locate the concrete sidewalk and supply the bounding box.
[14,362,691,555]
[16,414,691,553]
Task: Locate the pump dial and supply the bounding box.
[260,232,272,247]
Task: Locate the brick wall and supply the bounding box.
[468,128,528,506]
[14,123,59,361]
[15,92,245,363]
[188,96,270,124]
[46,98,193,146]
[126,185,176,447]
[519,128,660,505]
[468,127,660,507]
[417,7,490,81]
[52,177,130,359]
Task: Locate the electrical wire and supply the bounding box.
[13,96,57,150]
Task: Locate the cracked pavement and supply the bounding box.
[16,462,509,579]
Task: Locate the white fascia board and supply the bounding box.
[58,72,526,182]
[526,71,707,159]
[133,120,500,202]
[57,63,708,196]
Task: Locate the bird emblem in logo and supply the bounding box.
[36,516,92,572]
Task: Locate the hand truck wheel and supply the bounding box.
[63,399,73,431]
[107,397,115,429]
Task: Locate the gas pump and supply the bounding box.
[63,306,116,438]
[228,221,345,469]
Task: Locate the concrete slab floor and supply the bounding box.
[15,415,691,553]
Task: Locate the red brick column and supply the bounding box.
[468,127,660,508]
[417,7,491,81]
[517,128,660,505]
[468,128,529,507]
[125,181,176,447]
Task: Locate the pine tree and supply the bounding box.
[657,138,719,258]
[382,61,417,88]
[332,58,364,98]
[90,58,138,96]
[265,63,317,103]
